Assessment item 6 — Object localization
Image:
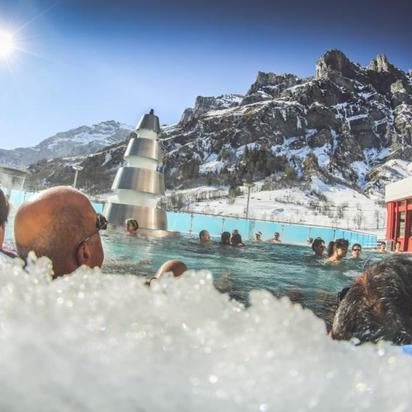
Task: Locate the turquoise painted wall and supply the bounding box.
[167,211,377,248]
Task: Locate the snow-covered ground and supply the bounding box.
[165,178,386,238]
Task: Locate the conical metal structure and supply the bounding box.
[103,110,171,235]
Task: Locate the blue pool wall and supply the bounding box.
[167,211,377,248]
[6,190,377,248]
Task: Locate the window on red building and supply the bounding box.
[409,211,412,238]
[398,211,406,237]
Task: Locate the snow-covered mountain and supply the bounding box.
[19,50,412,214]
[0,120,132,168]
[162,50,412,197]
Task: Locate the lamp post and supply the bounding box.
[244,182,254,220]
[72,165,84,189]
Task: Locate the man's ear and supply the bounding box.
[75,242,91,266]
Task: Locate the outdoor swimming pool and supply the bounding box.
[102,233,384,328]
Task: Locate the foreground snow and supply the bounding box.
[0,256,411,411]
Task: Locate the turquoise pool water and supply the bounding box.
[102,233,383,327]
[4,187,379,327]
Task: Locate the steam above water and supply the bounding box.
[0,255,411,411]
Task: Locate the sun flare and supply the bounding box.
[0,29,16,59]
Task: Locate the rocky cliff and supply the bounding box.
[161,49,412,195]
[21,50,412,197]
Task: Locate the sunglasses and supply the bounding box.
[75,213,108,250]
[353,248,361,252]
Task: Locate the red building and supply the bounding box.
[386,176,412,252]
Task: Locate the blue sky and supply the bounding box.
[0,0,411,150]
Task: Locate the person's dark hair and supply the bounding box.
[220,231,231,245]
[332,256,412,345]
[126,218,139,231]
[327,241,334,257]
[199,229,208,239]
[231,233,243,246]
[352,243,361,251]
[0,189,9,227]
[327,239,349,257]
[311,237,324,252]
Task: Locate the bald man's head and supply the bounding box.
[14,186,104,278]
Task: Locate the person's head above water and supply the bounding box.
[221,231,231,245]
[199,229,211,243]
[332,256,412,345]
[271,232,281,243]
[311,237,325,257]
[351,243,362,258]
[378,241,387,252]
[0,188,9,248]
[14,186,105,279]
[125,218,139,235]
[231,233,244,247]
[327,238,349,261]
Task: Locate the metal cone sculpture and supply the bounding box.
[103,110,169,234]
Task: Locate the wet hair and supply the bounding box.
[311,237,324,252]
[231,233,243,246]
[274,232,280,237]
[199,229,209,240]
[220,231,231,245]
[332,256,412,344]
[327,238,349,257]
[0,189,9,227]
[352,243,361,251]
[126,218,139,231]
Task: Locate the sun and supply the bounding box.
[0,29,16,59]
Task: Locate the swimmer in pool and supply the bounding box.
[326,239,349,263]
[231,233,245,247]
[270,232,281,243]
[199,229,211,244]
[220,231,231,245]
[125,218,139,235]
[311,237,325,258]
[351,243,362,259]
[377,241,387,253]
[393,240,402,253]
